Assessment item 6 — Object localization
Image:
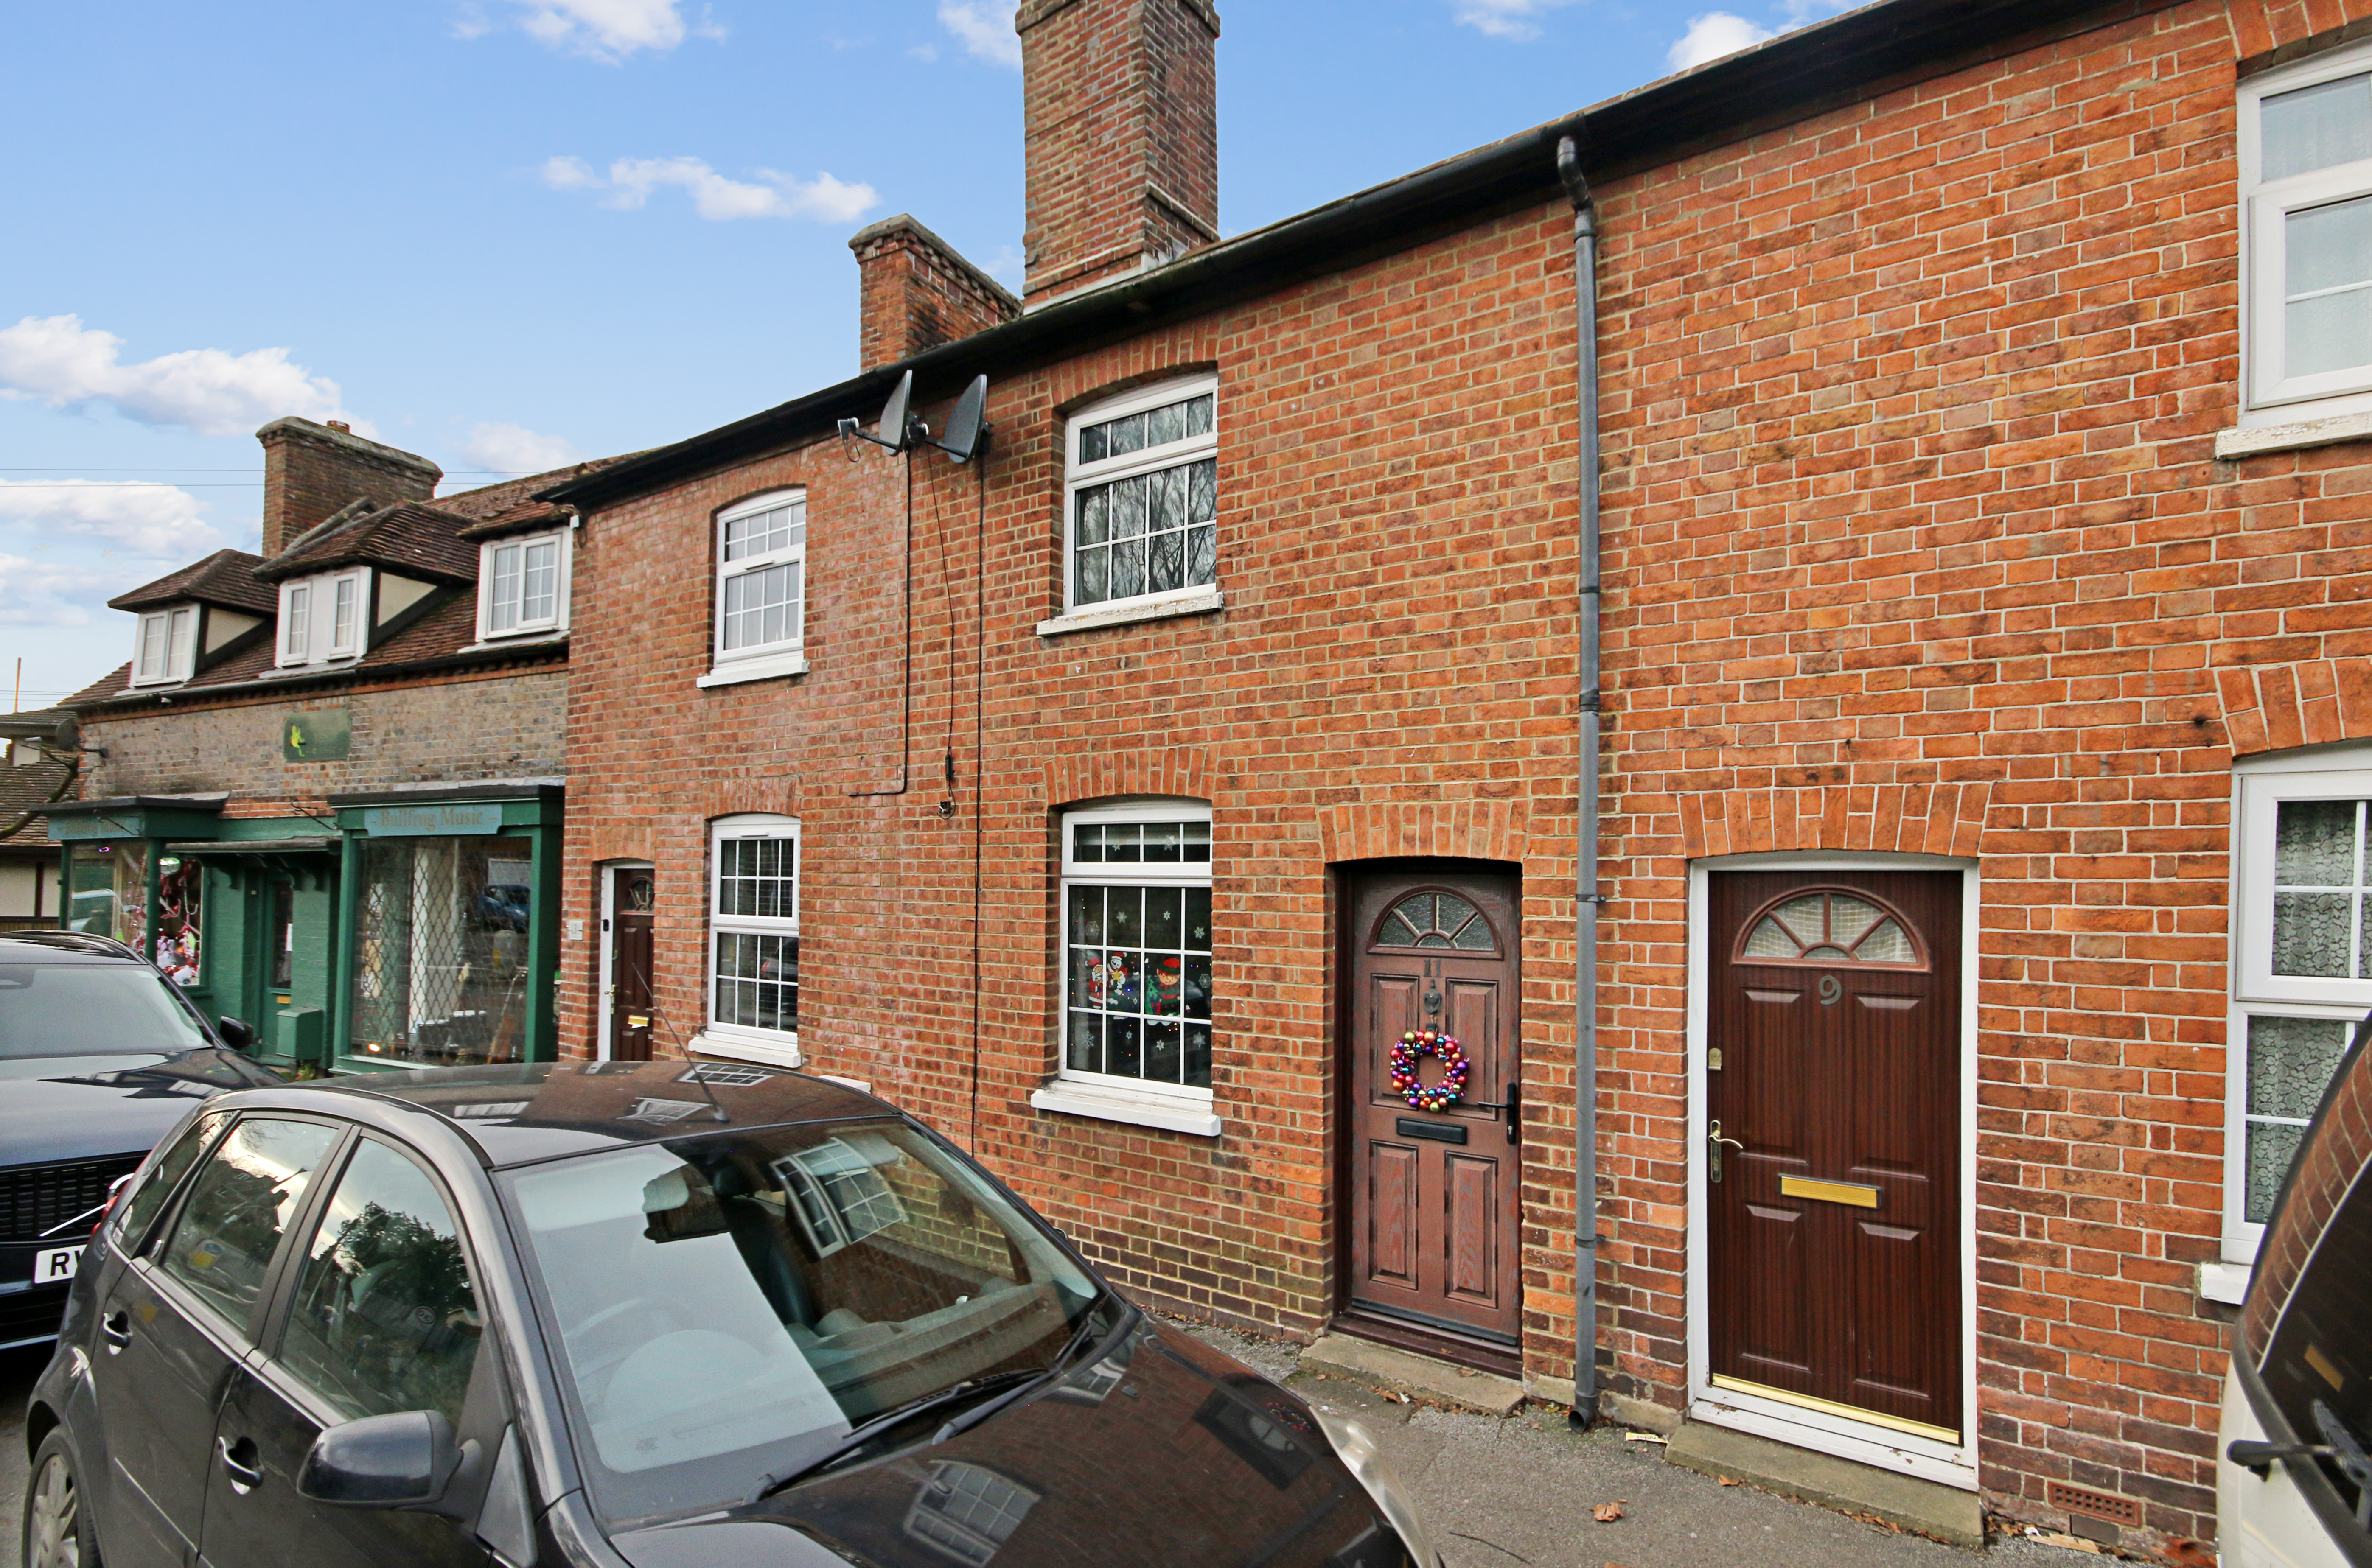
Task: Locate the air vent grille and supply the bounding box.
[2047,1481,2140,1527]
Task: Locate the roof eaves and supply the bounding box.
[542,0,2182,514]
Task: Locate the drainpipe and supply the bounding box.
[1558,132,1603,1433]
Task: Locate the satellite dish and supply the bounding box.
[876,370,914,451]
[935,375,990,463]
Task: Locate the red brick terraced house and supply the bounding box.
[542,0,2372,1550]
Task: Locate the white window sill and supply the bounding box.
[688,1030,802,1068]
[459,628,567,656]
[1036,587,1224,638]
[697,650,809,689]
[2217,410,2372,459]
[1028,1081,1221,1137]
[2200,1260,2252,1306]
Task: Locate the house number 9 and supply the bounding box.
[1818,974,1842,1006]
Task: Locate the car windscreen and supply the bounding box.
[501,1119,1106,1528]
[0,962,213,1056]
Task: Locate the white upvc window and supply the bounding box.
[2226,749,2372,1261]
[1032,800,1218,1137]
[698,814,800,1067]
[701,490,805,688]
[276,569,367,667]
[479,531,568,640]
[131,605,197,686]
[1060,376,1218,619]
[2240,42,2372,425]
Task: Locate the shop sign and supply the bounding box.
[361,803,505,837]
[283,709,351,762]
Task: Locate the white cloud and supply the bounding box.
[0,553,146,629]
[460,422,583,474]
[1451,0,1575,40]
[509,0,696,61]
[0,480,221,559]
[0,315,367,440]
[542,156,878,223]
[1667,1,1854,70]
[939,0,1020,67]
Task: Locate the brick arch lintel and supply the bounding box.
[700,777,802,824]
[1677,781,1992,861]
[1043,746,1216,809]
[1318,798,1531,865]
[2217,659,2372,758]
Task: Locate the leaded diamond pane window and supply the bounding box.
[350,836,536,1066]
[1734,888,1925,969]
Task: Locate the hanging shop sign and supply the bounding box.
[283,709,352,762]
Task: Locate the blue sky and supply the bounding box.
[0,0,1845,707]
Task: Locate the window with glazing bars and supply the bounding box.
[1065,381,1217,611]
[710,817,798,1040]
[715,492,805,661]
[1061,809,1212,1092]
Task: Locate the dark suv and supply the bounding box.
[0,930,277,1350]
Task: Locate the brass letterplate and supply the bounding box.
[627,1015,650,1028]
[1779,1174,1880,1208]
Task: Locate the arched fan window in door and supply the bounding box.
[1735,887,1927,969]
[1375,891,1498,952]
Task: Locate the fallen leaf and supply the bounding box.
[1621,1431,1667,1445]
[1592,1501,1626,1523]
[1718,1476,1741,1487]
[2163,1541,2217,1568]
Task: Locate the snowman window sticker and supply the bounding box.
[1060,803,1214,1094]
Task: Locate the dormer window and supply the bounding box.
[131,606,196,686]
[277,568,368,667]
[478,530,568,641]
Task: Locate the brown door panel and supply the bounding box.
[1708,869,1960,1434]
[1343,864,1524,1345]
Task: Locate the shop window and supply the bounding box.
[1060,377,1218,623]
[131,605,196,686]
[1057,801,1213,1099]
[700,815,799,1064]
[479,531,568,640]
[154,853,202,986]
[349,837,535,1067]
[2229,751,2372,1256]
[2241,41,2372,425]
[701,490,806,687]
[68,841,147,951]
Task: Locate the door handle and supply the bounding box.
[100,1310,131,1351]
[1464,1081,1522,1145]
[1708,1120,1745,1184]
[218,1436,263,1494]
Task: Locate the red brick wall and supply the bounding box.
[1018,0,1221,305]
[852,216,1021,372]
[562,0,2372,1552]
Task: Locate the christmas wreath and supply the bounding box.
[1391,1029,1470,1113]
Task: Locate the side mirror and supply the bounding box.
[297,1411,461,1508]
[216,1016,255,1050]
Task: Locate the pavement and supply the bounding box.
[2,1320,2108,1568]
[1172,1319,2092,1568]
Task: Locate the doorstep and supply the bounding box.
[1664,1420,1986,1549]
[1293,1332,1527,1417]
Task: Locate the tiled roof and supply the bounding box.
[109,549,277,615]
[255,501,480,584]
[457,498,574,542]
[0,708,77,845]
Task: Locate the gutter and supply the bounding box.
[542,0,2183,515]
[1558,134,1604,1432]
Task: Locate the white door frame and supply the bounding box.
[1684,851,1981,1492]
[595,860,653,1063]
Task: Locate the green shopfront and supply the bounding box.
[47,782,562,1073]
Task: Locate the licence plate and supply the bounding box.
[34,1246,84,1285]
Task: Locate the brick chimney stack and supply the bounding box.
[255,418,442,558]
[1018,0,1220,309]
[850,214,1022,371]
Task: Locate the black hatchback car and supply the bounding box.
[0,930,277,1351]
[22,1061,1439,1568]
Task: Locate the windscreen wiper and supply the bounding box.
[928,1307,1120,1447]
[751,1371,1046,1503]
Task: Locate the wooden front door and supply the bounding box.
[1343,865,1524,1350]
[607,867,655,1062]
[1708,870,1960,1439]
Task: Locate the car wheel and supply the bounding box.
[24,1432,101,1568]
